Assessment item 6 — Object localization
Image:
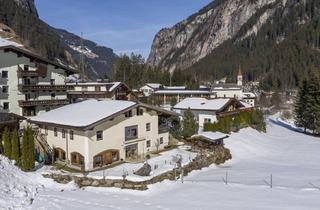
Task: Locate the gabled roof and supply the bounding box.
[30,100,136,128]
[174,98,232,112]
[145,83,162,89]
[30,99,176,129]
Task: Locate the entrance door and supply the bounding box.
[125,143,138,159]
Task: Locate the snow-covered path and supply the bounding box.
[3,119,320,210]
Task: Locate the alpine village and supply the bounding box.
[0,0,320,210]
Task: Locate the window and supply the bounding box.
[54,128,58,137]
[146,140,151,148]
[125,110,132,118]
[204,118,211,123]
[137,108,143,116]
[62,129,66,138]
[2,71,8,78]
[224,94,226,98]
[94,155,102,167]
[70,130,74,140]
[160,137,164,144]
[96,130,103,141]
[51,93,55,99]
[3,102,9,110]
[50,79,55,85]
[125,125,138,141]
[146,123,151,131]
[24,65,29,71]
[2,86,8,93]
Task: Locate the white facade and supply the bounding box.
[0,46,74,116]
[31,100,172,171]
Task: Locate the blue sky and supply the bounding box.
[35,0,212,58]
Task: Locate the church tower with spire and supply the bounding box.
[237,65,243,86]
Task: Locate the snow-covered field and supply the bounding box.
[2,118,320,210]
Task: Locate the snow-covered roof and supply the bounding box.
[66,82,124,92]
[145,83,162,89]
[174,98,231,111]
[154,90,211,95]
[242,92,256,98]
[30,99,136,128]
[240,101,253,108]
[108,82,121,92]
[191,132,229,141]
[164,86,186,90]
[212,84,242,90]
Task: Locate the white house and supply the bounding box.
[242,92,256,107]
[30,99,175,171]
[0,44,76,116]
[67,82,136,102]
[139,83,162,97]
[173,98,253,130]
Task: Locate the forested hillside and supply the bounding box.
[149,0,320,90]
[0,0,116,79]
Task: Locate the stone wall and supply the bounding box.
[43,145,232,191]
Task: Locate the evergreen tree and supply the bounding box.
[2,127,11,158]
[181,108,198,138]
[21,128,29,171]
[294,79,310,132]
[11,128,20,164]
[27,127,35,170]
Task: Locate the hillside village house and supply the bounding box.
[139,83,162,97]
[173,98,253,130]
[153,89,214,106]
[67,82,136,103]
[30,99,175,171]
[0,43,76,116]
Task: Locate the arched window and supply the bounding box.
[54,148,66,161]
[71,152,84,167]
[93,150,119,168]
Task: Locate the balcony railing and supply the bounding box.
[17,70,39,77]
[18,85,68,92]
[19,99,69,107]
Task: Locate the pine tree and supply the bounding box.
[2,127,11,158]
[181,108,198,138]
[11,128,20,164]
[27,127,35,170]
[21,128,29,171]
[294,79,310,132]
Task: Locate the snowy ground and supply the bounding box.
[86,147,197,181]
[2,118,320,210]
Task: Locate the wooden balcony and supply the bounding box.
[67,91,109,98]
[18,84,68,92]
[19,99,69,107]
[17,70,39,77]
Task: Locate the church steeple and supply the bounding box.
[237,64,243,86]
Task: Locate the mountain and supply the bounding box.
[148,0,320,90]
[0,0,116,79]
[54,29,116,79]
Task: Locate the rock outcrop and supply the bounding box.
[13,0,38,16]
[147,0,282,71]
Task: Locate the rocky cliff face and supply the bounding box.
[13,0,38,16]
[148,0,282,71]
